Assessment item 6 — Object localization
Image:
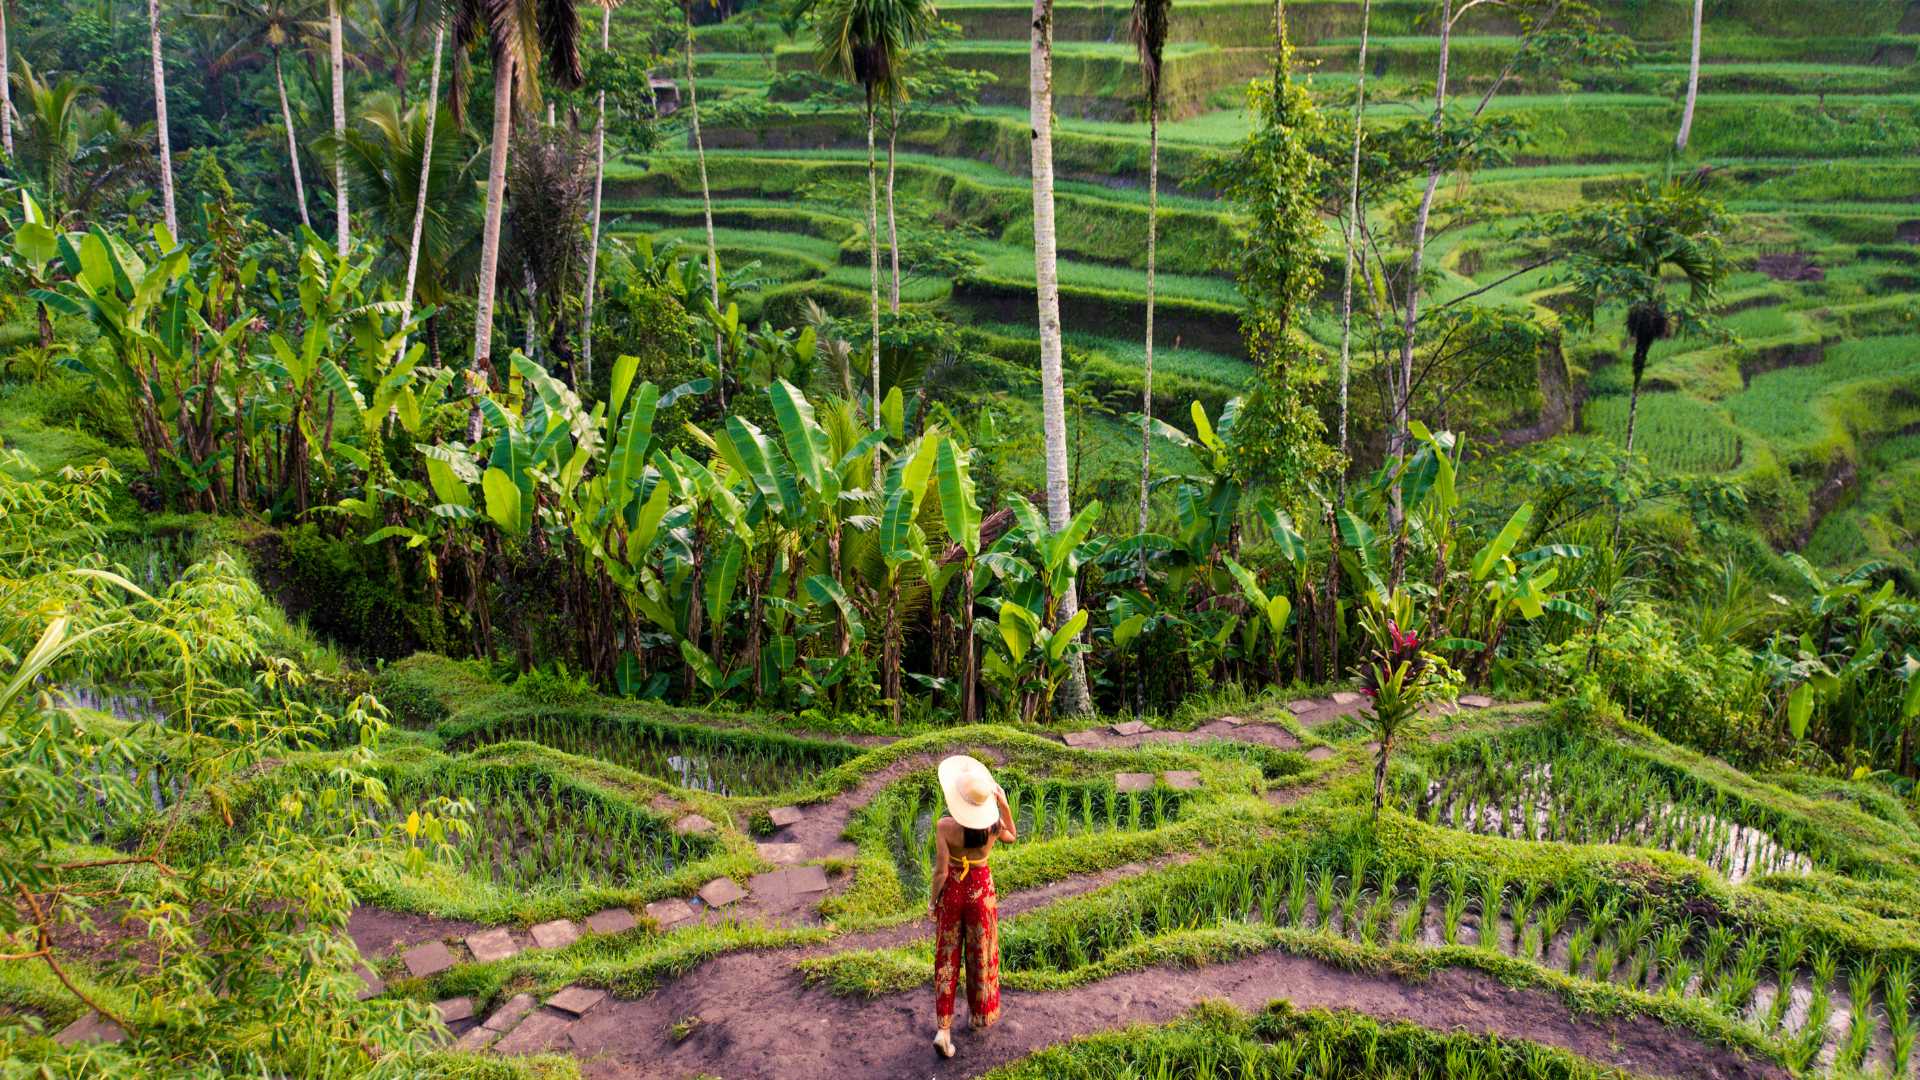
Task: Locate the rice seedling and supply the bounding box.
[1714,939,1768,1014]
[1441,866,1470,946]
[1566,925,1595,977]
[1400,864,1436,944]
[1313,868,1338,933]
[1477,873,1507,952]
[1698,925,1736,994]
[1768,927,1809,1031]
[1886,959,1916,1076]
[1839,958,1881,1071]
[1286,855,1309,927]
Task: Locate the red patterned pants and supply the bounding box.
[933,862,1001,1030]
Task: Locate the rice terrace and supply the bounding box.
[11,0,1920,1076]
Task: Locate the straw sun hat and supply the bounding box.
[938,755,1001,830]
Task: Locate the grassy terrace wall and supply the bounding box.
[771,43,1271,120]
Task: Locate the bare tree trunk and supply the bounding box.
[580,3,612,386]
[399,23,443,354]
[329,0,349,256]
[961,563,978,724]
[683,6,725,406]
[1675,0,1703,153]
[473,52,515,378]
[1389,0,1453,586]
[2,0,14,160]
[885,96,901,313]
[1136,95,1158,586]
[1337,0,1371,478]
[275,50,313,232]
[865,95,883,431]
[147,0,177,238]
[1031,0,1091,715]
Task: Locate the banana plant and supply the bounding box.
[981,600,1090,723]
[936,437,984,723]
[1224,557,1293,683]
[1456,502,1590,685]
[977,495,1103,721]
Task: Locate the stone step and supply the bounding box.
[528,918,580,950]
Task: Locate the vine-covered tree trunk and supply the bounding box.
[1136,90,1158,588]
[1030,0,1091,715]
[885,97,901,314]
[1,0,14,160]
[864,94,883,430]
[473,53,515,380]
[147,0,178,238]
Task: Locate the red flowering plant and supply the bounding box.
[1356,591,1460,817]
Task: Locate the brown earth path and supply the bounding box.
[558,942,1785,1080]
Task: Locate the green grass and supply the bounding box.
[1581,392,1744,474]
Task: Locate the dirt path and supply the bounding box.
[561,942,1785,1080]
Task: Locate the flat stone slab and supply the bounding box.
[1218,715,1247,726]
[584,907,638,935]
[1062,729,1102,747]
[54,1012,126,1045]
[401,940,456,979]
[1114,771,1155,793]
[698,877,747,908]
[768,805,805,828]
[354,964,385,1000]
[483,993,538,1033]
[545,985,608,1018]
[1460,694,1495,708]
[674,813,716,835]
[1163,771,1202,791]
[1330,691,1363,705]
[492,1009,574,1055]
[1287,699,1320,714]
[464,927,519,963]
[1305,747,1336,762]
[646,898,696,928]
[454,1024,502,1052]
[1110,720,1152,736]
[756,842,808,864]
[528,919,580,950]
[436,996,476,1025]
[750,865,831,897]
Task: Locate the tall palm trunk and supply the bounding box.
[1030,0,1091,714]
[1674,0,1703,153]
[1135,92,1158,585]
[2,0,14,160]
[885,96,901,313]
[1328,0,1370,678]
[274,49,313,232]
[579,3,612,385]
[473,52,515,379]
[1388,0,1453,586]
[399,22,444,351]
[864,91,882,428]
[683,4,725,406]
[1336,0,1371,479]
[146,0,178,237]
[329,0,349,257]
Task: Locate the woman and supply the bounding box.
[927,754,1016,1058]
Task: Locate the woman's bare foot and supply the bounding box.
[933,1029,955,1058]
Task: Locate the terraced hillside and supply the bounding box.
[611,0,1920,575]
[35,653,1912,1079]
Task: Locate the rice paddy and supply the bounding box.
[1393,728,1824,882]
[863,774,1192,900]
[444,711,863,796]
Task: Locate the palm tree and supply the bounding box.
[814,0,933,427]
[1029,0,1091,713]
[328,0,349,255]
[1335,0,1371,475]
[391,0,448,354]
[2,0,15,160]
[683,0,725,404]
[1674,0,1703,155]
[329,93,478,359]
[579,0,616,386]
[146,0,179,237]
[9,60,154,225]
[451,0,584,378]
[1128,0,1168,584]
[208,0,328,232]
